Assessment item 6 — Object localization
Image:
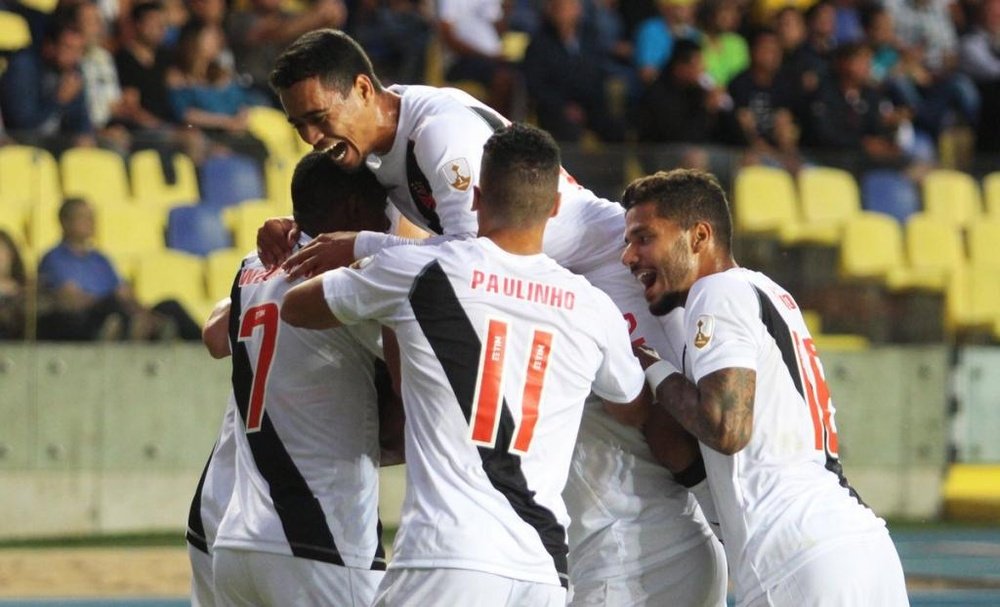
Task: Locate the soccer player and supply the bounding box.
[282,123,649,606]
[263,29,726,605]
[189,152,400,607]
[622,169,910,606]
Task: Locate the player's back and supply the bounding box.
[353,237,643,588]
[684,268,884,602]
[370,84,627,274]
[214,251,386,570]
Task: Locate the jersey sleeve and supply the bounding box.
[321,247,422,326]
[412,110,500,237]
[591,291,646,404]
[684,274,760,383]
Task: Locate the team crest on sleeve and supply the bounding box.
[442,158,472,192]
[693,315,715,349]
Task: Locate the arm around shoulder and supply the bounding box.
[282,275,343,330]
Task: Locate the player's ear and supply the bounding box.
[355,74,374,102]
[691,221,712,253]
[549,192,561,218]
[472,185,482,211]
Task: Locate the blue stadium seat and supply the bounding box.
[167,206,232,256]
[860,170,920,224]
[198,154,265,210]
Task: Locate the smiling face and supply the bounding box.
[622,202,700,316]
[280,76,376,170]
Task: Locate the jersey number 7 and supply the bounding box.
[239,302,280,433]
[470,319,554,454]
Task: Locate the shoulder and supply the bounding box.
[689,270,759,312]
[409,89,495,148]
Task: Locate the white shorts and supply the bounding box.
[188,544,215,607]
[743,529,909,607]
[212,547,383,607]
[373,568,567,607]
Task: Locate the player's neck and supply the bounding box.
[481,225,546,256]
[371,90,402,155]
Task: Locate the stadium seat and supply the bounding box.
[199,154,265,210]
[0,145,61,208]
[0,204,28,248]
[28,201,62,254]
[733,166,799,236]
[130,150,199,208]
[922,169,982,228]
[247,106,301,161]
[860,170,920,224]
[904,213,965,284]
[132,250,210,320]
[205,248,247,301]
[797,166,860,231]
[840,211,942,290]
[167,206,232,256]
[264,157,295,211]
[967,220,1000,270]
[0,11,31,52]
[60,147,132,207]
[946,264,1000,336]
[983,172,1000,217]
[223,199,282,253]
[94,202,168,261]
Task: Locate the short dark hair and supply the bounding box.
[622,169,733,252]
[833,40,871,64]
[130,0,164,23]
[480,123,561,228]
[665,38,702,73]
[291,152,388,235]
[747,27,779,50]
[859,4,887,30]
[58,197,89,224]
[270,29,383,96]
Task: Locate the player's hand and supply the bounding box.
[633,343,661,370]
[282,231,358,280]
[257,216,298,268]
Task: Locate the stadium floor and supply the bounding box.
[1,525,998,606]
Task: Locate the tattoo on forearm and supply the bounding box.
[657,369,755,455]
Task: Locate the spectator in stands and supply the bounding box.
[522,0,626,142]
[803,1,837,68]
[833,0,864,45]
[227,0,346,103]
[804,42,914,169]
[0,230,27,341]
[166,20,266,157]
[960,0,1000,151]
[0,20,95,151]
[437,0,520,117]
[350,0,433,85]
[862,4,902,84]
[884,0,980,136]
[115,1,178,128]
[37,198,200,341]
[185,0,235,71]
[633,0,700,85]
[729,27,804,171]
[699,0,748,88]
[637,38,728,143]
[775,7,827,130]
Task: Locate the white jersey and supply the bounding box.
[361,84,626,275]
[212,246,388,571]
[321,237,646,588]
[682,268,887,604]
[187,402,237,557]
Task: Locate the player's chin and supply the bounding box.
[649,291,685,316]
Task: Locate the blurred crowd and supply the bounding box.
[1,0,998,169]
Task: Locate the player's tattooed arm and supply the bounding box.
[656,368,756,456]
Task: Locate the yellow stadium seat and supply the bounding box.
[0,145,61,208]
[28,201,62,254]
[264,157,295,211]
[0,205,28,249]
[247,106,301,161]
[734,166,799,236]
[967,220,1000,270]
[205,248,247,302]
[16,0,58,13]
[798,166,861,230]
[0,12,31,52]
[984,172,1000,217]
[501,32,531,62]
[946,264,1000,335]
[840,211,942,290]
[104,249,138,284]
[93,202,167,263]
[922,169,982,228]
[223,199,283,254]
[132,250,208,318]
[904,213,964,282]
[129,150,199,208]
[60,148,132,207]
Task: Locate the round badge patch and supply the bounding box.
[693,315,715,349]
